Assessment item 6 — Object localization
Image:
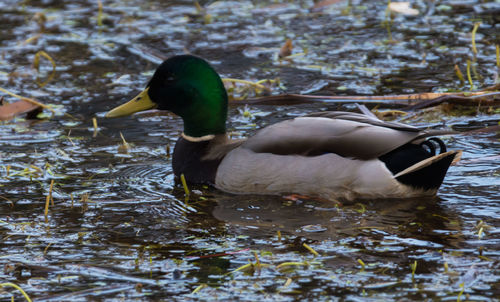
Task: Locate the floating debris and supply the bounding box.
[191,283,207,294]
[457,282,465,302]
[279,39,293,59]
[303,243,320,257]
[410,260,417,279]
[180,173,190,197]
[496,45,499,68]
[0,99,40,121]
[33,50,56,88]
[471,22,481,55]
[97,0,103,27]
[0,282,32,302]
[117,132,130,154]
[454,65,465,85]
[357,259,366,271]
[388,2,419,16]
[44,193,50,223]
[466,60,474,90]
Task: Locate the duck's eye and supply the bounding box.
[165,75,176,83]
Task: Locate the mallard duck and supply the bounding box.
[106,55,461,201]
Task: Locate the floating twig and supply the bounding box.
[354,203,366,214]
[478,227,484,239]
[44,194,50,223]
[253,251,261,272]
[34,50,56,88]
[43,242,52,255]
[457,282,465,302]
[276,277,293,294]
[118,132,130,154]
[471,22,481,55]
[0,282,32,302]
[357,259,366,271]
[402,92,500,111]
[191,283,207,294]
[228,263,253,274]
[276,261,309,270]
[180,173,190,196]
[235,90,500,107]
[303,243,320,257]
[22,33,42,46]
[466,60,474,90]
[383,0,394,42]
[92,117,98,131]
[454,65,465,85]
[410,260,417,279]
[49,179,54,206]
[222,78,268,91]
[97,0,103,27]
[496,45,499,68]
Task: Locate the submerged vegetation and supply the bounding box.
[0,0,499,301]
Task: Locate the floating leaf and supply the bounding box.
[0,99,40,121]
[279,39,293,59]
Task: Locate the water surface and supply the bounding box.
[1,0,499,300]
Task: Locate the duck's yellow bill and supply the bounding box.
[105,88,156,118]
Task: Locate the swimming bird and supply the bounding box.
[106,55,461,201]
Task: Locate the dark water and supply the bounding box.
[1,0,499,301]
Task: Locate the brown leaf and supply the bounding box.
[311,0,345,11]
[279,39,293,59]
[463,125,500,135]
[0,99,41,121]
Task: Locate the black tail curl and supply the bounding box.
[420,137,447,155]
[379,137,455,190]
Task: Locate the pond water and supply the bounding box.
[1,0,499,301]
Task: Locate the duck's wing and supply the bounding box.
[242,111,431,159]
[304,111,420,132]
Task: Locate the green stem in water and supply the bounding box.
[471,22,481,55]
[466,60,475,90]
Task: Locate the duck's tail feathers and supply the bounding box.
[394,150,462,191]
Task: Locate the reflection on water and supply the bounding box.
[1,0,499,300]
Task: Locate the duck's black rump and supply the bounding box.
[380,138,458,190]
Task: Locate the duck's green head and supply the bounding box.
[106,55,228,137]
